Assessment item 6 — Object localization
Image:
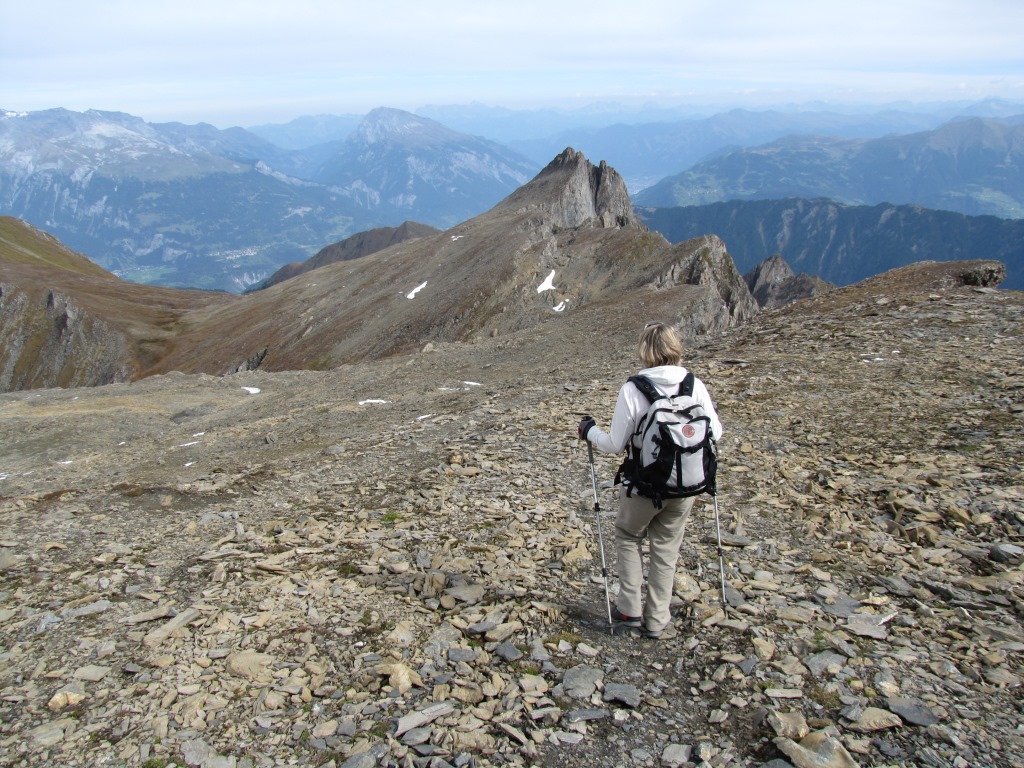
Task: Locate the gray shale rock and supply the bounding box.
[1,262,1021,768]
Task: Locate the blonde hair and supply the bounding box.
[638,322,682,367]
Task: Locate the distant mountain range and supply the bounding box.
[247,113,363,150]
[2,103,1023,295]
[639,198,1024,290]
[634,117,1024,219]
[311,109,536,226]
[252,105,972,195]
[419,98,1024,191]
[0,108,538,292]
[508,109,956,192]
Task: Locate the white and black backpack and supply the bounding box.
[617,373,718,507]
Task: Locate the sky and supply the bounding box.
[2,0,1023,128]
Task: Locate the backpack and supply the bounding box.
[616,373,718,507]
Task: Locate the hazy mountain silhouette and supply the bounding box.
[634,117,1024,219]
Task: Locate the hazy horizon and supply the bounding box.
[3,0,1023,130]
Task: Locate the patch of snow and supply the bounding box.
[407,281,428,299]
[537,270,556,293]
[416,414,434,421]
[177,441,200,448]
[241,387,260,394]
[359,399,388,405]
[451,235,464,241]
[553,301,567,312]
[463,381,481,387]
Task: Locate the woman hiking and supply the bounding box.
[577,322,723,638]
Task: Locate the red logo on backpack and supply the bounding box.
[682,424,696,439]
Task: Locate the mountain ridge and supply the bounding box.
[0,216,235,389]
[1,149,758,391]
[634,117,1024,219]
[638,197,1024,290]
[0,108,539,292]
[259,221,441,290]
[6,106,1023,296]
[509,107,961,191]
[312,108,538,228]
[0,216,114,277]
[743,253,834,309]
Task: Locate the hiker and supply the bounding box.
[577,321,723,638]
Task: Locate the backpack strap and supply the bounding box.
[627,375,661,404]
[629,372,695,400]
[679,371,695,398]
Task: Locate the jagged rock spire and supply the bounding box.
[498,147,641,230]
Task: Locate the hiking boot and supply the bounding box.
[610,606,642,628]
[641,623,678,640]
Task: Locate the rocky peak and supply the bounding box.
[745,253,794,291]
[744,253,834,309]
[351,107,459,147]
[655,235,760,324]
[553,148,639,229]
[500,147,640,230]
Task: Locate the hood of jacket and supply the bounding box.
[636,365,690,393]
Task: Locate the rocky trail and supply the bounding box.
[1,264,1022,768]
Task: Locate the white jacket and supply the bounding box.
[588,365,723,455]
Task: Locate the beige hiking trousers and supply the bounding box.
[615,490,695,633]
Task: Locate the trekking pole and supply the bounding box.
[587,440,614,633]
[712,493,728,609]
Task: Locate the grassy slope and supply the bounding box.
[0,216,116,277]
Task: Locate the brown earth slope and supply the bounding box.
[0,217,233,390]
[261,221,442,289]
